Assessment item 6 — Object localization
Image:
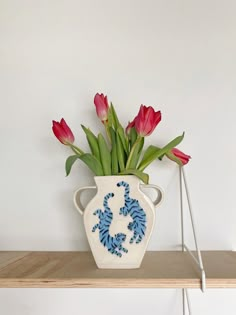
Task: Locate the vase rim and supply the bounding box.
[94,175,138,179]
[93,175,141,182]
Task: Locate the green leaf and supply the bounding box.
[127,137,144,169]
[138,132,185,171]
[104,122,111,143]
[110,127,119,174]
[65,155,80,176]
[81,125,100,161]
[126,136,143,169]
[110,103,121,129]
[117,126,129,155]
[107,106,113,128]
[141,145,161,164]
[65,154,104,176]
[116,132,125,171]
[130,127,138,148]
[79,153,104,176]
[119,169,149,184]
[98,133,111,175]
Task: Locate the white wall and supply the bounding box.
[0,0,235,314]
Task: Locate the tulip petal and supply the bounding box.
[134,105,161,137]
[94,93,109,122]
[52,121,68,144]
[60,118,75,143]
[135,105,145,135]
[126,118,136,135]
[52,119,74,145]
[141,106,154,136]
[170,148,191,165]
[153,111,162,127]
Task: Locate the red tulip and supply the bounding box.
[127,105,161,137]
[52,118,75,145]
[169,148,191,165]
[125,119,136,135]
[94,93,109,123]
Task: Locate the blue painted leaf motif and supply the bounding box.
[92,192,128,257]
[117,181,147,244]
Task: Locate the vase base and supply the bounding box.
[95,263,141,269]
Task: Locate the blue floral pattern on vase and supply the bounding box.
[117,181,147,244]
[92,192,128,257]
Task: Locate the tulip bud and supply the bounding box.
[125,118,136,135]
[168,148,191,165]
[94,93,109,123]
[52,118,75,145]
[126,105,161,137]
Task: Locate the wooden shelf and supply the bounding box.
[0,251,235,288]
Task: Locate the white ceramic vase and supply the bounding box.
[73,175,163,269]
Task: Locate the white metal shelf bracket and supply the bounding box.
[179,166,206,315]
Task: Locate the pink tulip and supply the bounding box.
[125,119,136,135]
[52,118,75,145]
[127,105,161,137]
[94,93,109,123]
[170,148,191,165]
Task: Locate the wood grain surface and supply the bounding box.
[0,251,235,288]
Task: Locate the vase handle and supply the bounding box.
[140,184,164,208]
[73,186,97,216]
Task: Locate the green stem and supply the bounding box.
[69,144,84,155]
[126,136,142,169]
[104,121,111,143]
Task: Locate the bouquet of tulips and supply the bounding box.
[52,93,190,184]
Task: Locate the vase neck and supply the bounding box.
[94,176,141,190]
